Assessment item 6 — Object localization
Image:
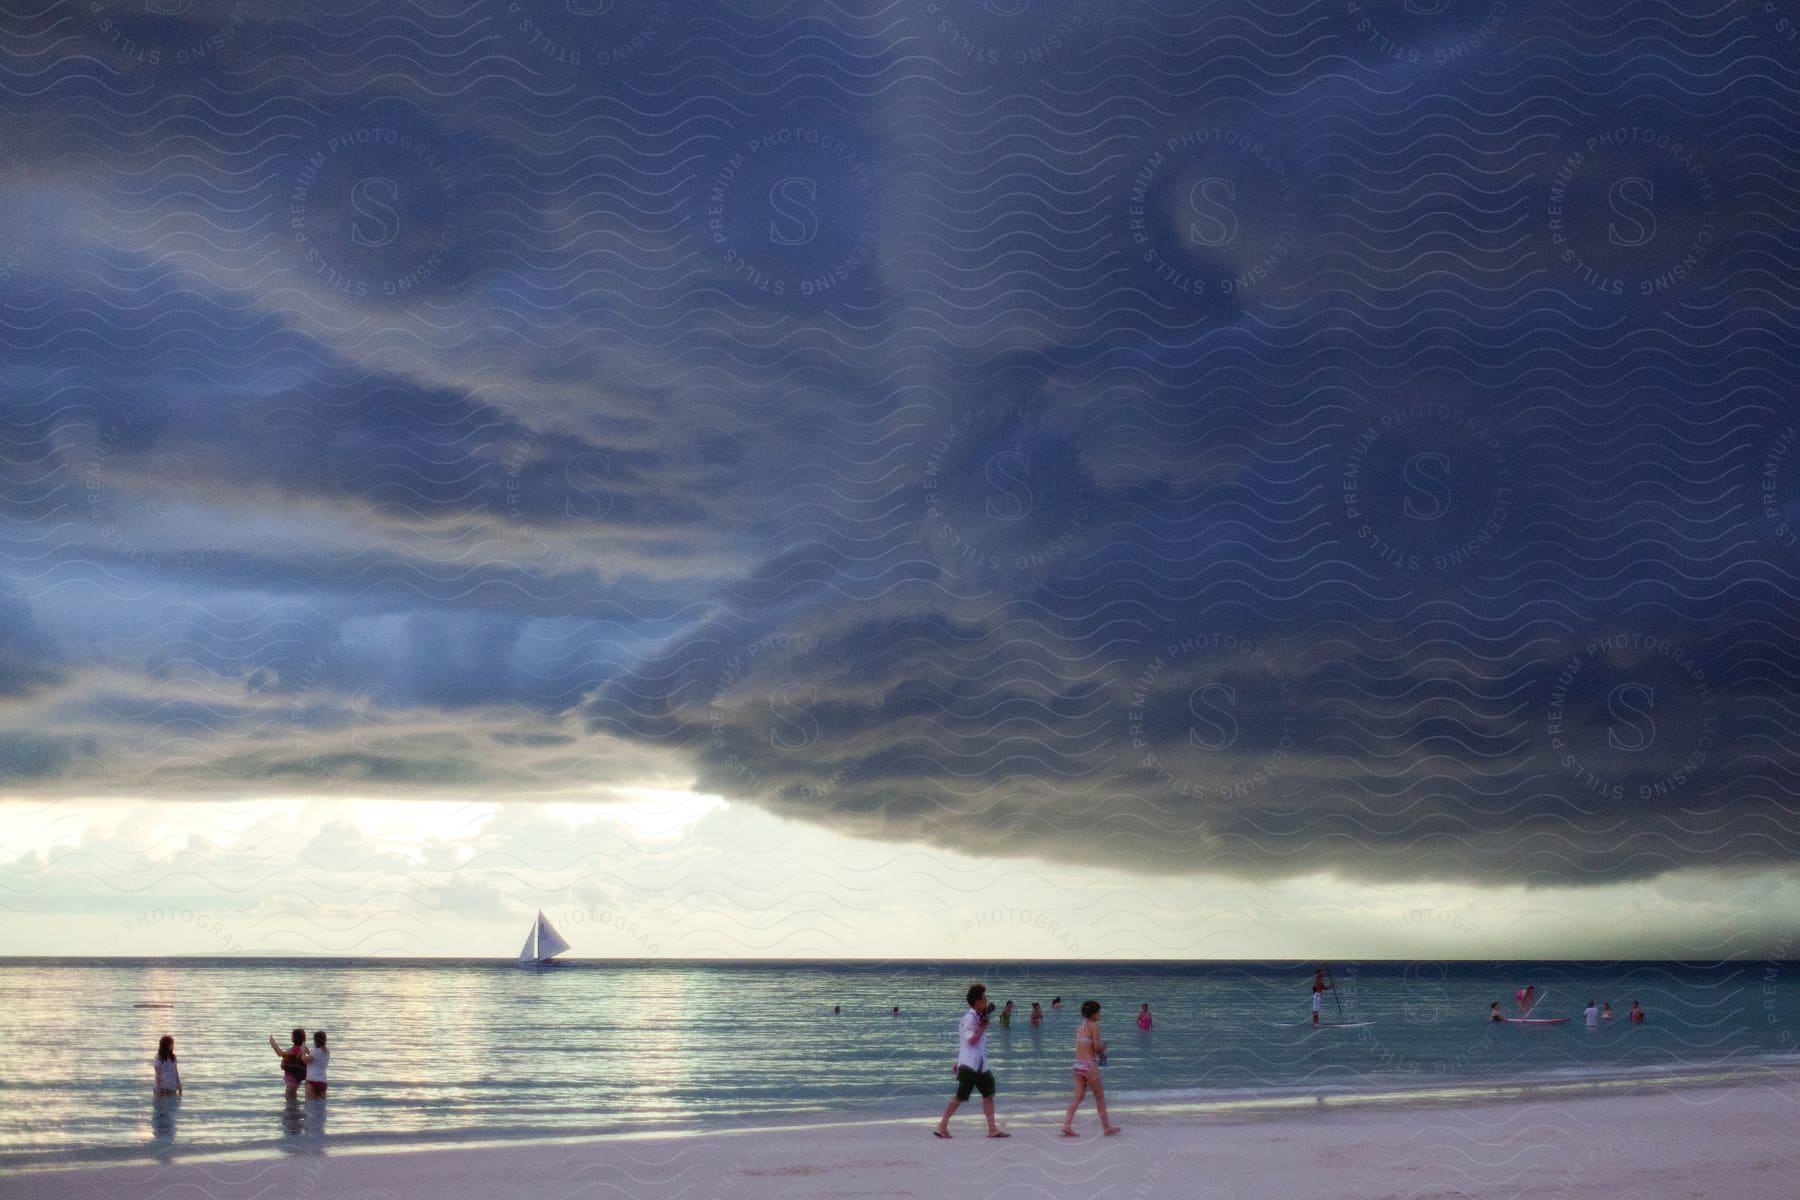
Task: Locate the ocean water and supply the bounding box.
[2,958,1796,1166]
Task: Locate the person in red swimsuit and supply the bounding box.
[269,1028,309,1099]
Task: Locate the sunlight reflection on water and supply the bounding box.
[2,958,1794,1164]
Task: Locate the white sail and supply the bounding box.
[517,924,536,962]
[534,911,571,960]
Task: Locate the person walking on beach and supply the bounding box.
[1311,968,1333,1026]
[1137,1003,1152,1031]
[154,1035,182,1097]
[271,1029,309,1099]
[1630,1000,1646,1023]
[934,983,1008,1139]
[1061,1000,1122,1138]
[304,1031,330,1098]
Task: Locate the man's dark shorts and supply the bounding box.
[955,1066,996,1101]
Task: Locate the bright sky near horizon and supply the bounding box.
[4,2,1800,960]
[5,794,1796,959]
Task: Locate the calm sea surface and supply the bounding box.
[3,959,1796,1166]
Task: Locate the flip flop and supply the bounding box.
[932,1130,951,1139]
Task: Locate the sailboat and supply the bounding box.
[516,909,572,967]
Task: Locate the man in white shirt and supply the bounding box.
[933,982,1009,1138]
[1584,1000,1599,1028]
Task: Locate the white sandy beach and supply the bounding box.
[12,1071,1800,1200]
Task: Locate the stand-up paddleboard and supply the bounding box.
[1502,1017,1569,1024]
[133,1002,174,1009]
[1271,1020,1377,1028]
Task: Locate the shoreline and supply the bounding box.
[15,1066,1800,1200]
[7,1059,1794,1177]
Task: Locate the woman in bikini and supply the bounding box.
[1061,999,1121,1137]
[270,1028,309,1099]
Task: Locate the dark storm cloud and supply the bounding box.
[2,0,1798,885]
[0,590,61,698]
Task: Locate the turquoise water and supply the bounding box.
[2,959,1796,1165]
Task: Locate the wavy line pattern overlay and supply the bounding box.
[0,1,1796,965]
[3,0,1800,1186]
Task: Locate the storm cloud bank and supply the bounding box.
[2,0,1798,887]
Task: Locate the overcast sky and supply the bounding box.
[2,0,1798,957]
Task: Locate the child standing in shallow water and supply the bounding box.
[153,1035,181,1096]
[1061,1000,1121,1137]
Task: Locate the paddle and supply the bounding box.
[1324,962,1346,1022]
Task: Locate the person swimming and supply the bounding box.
[1050,997,1063,1009]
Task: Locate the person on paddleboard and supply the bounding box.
[1311,967,1333,1026]
[1515,984,1536,1013]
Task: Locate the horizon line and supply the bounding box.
[1,954,1790,964]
